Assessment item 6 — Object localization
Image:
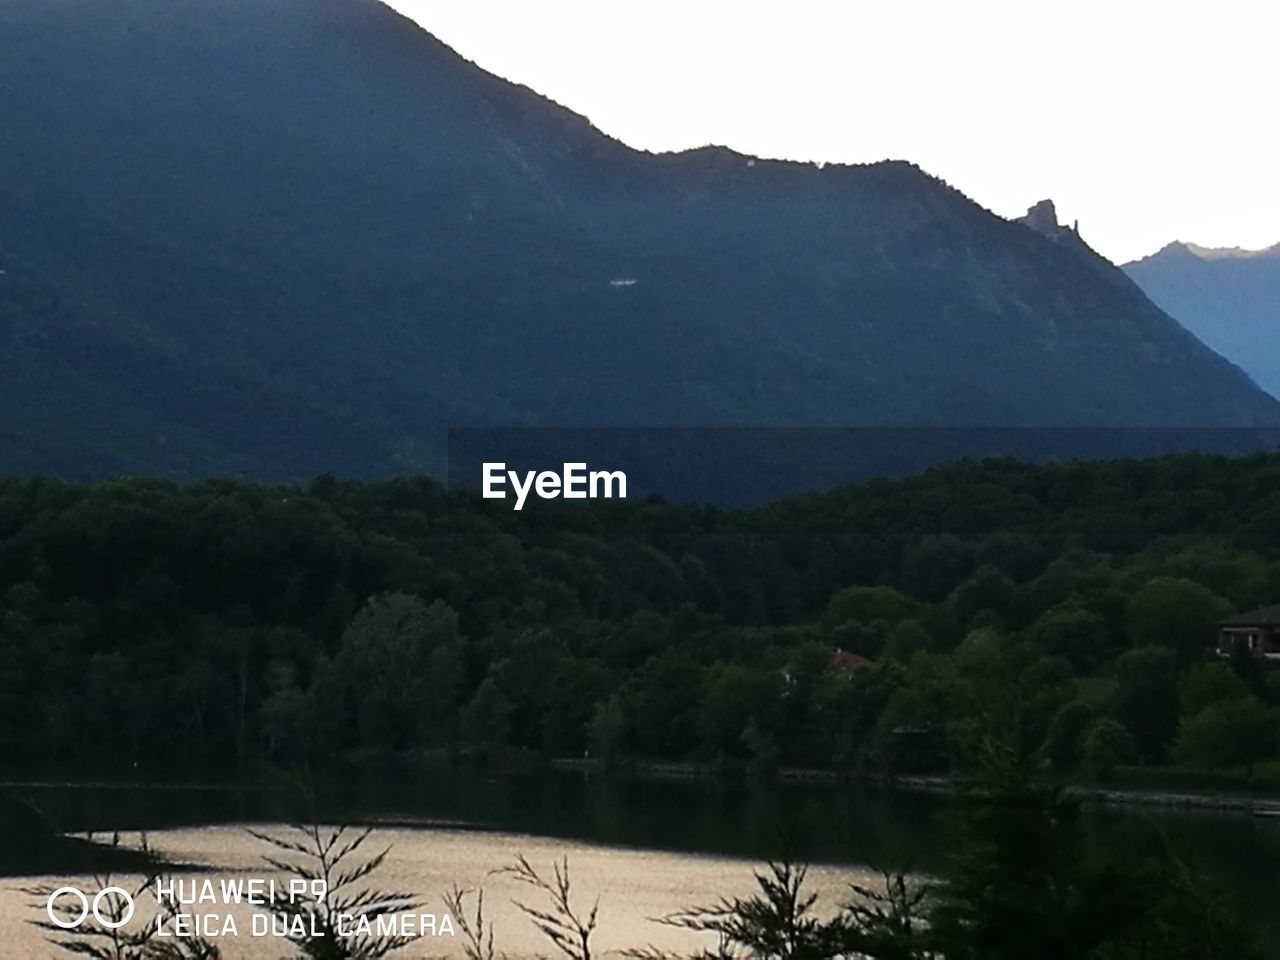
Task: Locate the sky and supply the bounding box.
[379,1,1278,266]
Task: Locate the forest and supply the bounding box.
[3,451,1280,787]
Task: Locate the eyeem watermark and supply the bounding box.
[482,461,627,510]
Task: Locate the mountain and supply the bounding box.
[1,0,1277,483]
[1124,241,1280,397]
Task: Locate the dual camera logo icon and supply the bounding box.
[46,886,136,930]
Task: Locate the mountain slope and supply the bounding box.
[1,0,1277,482]
[1124,241,1280,398]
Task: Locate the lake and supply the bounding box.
[2,770,1278,957]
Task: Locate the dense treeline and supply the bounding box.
[4,451,1280,780]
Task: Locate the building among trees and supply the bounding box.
[1217,605,1280,659]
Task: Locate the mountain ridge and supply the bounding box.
[0,0,1277,483]
[1128,240,1280,265]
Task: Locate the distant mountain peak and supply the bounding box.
[1128,240,1280,267]
[1125,236,1280,398]
[1180,241,1280,261]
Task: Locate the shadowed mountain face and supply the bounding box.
[1125,242,1280,399]
[0,0,1276,482]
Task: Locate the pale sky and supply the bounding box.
[380,0,1278,265]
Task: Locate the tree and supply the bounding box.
[1079,717,1136,780]
[901,535,974,602]
[543,657,614,755]
[586,694,629,765]
[1135,863,1265,960]
[823,586,918,630]
[928,744,1148,960]
[459,679,512,756]
[259,660,309,760]
[883,621,932,663]
[490,631,563,742]
[632,860,934,960]
[950,628,1004,675]
[1024,605,1109,673]
[1112,646,1180,760]
[840,870,935,960]
[499,856,598,960]
[440,886,496,960]
[1179,663,1251,718]
[874,654,972,773]
[948,566,1017,630]
[813,662,904,774]
[644,861,865,960]
[1173,698,1276,776]
[423,644,466,747]
[1125,578,1230,661]
[699,664,779,760]
[1044,700,1096,771]
[1008,655,1074,757]
[335,594,455,750]
[627,649,705,757]
[249,823,422,959]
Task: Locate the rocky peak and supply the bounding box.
[1021,199,1061,235]
[1015,198,1105,267]
[1018,198,1083,238]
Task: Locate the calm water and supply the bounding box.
[2,771,1278,956]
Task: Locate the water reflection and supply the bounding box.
[3,771,1278,955]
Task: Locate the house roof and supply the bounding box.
[830,650,874,672]
[1220,605,1280,626]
